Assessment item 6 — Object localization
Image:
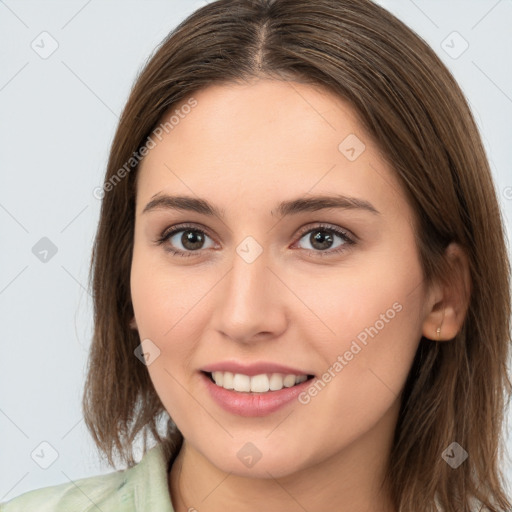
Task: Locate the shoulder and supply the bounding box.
[0,444,175,512]
[0,469,126,512]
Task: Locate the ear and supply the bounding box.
[129,316,138,330]
[421,242,471,341]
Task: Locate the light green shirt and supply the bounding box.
[0,443,176,511]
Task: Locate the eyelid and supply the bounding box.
[294,222,356,243]
[291,223,356,257]
[156,221,356,257]
[156,222,218,256]
[159,222,216,243]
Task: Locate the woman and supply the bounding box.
[2,0,510,511]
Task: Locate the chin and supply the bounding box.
[197,440,313,480]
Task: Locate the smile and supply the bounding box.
[201,371,317,417]
[207,371,312,393]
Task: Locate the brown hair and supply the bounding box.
[82,0,512,510]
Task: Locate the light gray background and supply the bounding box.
[1,0,511,502]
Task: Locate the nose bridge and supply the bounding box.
[225,241,272,315]
[214,238,286,341]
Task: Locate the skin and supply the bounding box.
[129,79,469,512]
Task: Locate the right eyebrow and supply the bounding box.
[142,193,224,217]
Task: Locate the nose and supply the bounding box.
[212,245,288,344]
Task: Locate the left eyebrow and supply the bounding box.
[274,194,380,217]
[141,193,380,218]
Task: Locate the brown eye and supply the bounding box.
[157,225,215,257]
[295,225,355,256]
[175,229,206,251]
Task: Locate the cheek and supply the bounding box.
[131,273,202,360]
[131,236,199,339]
[130,244,218,375]
[130,250,209,422]
[293,243,425,430]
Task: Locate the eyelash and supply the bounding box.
[154,222,356,258]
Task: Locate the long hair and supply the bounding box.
[82,1,512,510]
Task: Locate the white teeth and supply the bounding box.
[250,374,269,392]
[269,373,284,391]
[212,371,224,387]
[283,374,296,388]
[295,375,308,384]
[222,371,234,390]
[233,373,251,392]
[210,371,310,393]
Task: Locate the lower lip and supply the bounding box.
[201,372,314,417]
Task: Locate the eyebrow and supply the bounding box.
[142,193,380,218]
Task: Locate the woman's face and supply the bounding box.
[130,79,430,478]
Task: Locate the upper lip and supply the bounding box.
[201,361,314,377]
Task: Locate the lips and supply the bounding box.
[201,361,314,377]
[201,370,316,416]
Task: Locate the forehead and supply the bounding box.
[157,79,366,159]
[135,79,410,223]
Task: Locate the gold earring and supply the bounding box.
[436,327,441,340]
